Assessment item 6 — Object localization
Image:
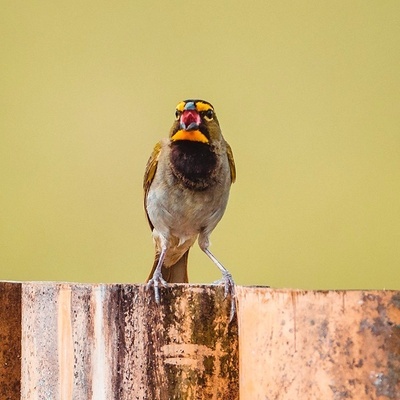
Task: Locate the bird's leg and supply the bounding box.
[203,248,236,321]
[204,249,235,295]
[146,248,168,304]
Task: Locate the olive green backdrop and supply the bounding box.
[1,1,399,289]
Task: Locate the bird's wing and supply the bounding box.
[143,141,162,230]
[225,141,236,184]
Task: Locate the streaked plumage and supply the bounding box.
[144,99,236,316]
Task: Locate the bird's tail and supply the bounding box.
[146,250,189,283]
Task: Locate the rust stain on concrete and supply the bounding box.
[0,282,21,400]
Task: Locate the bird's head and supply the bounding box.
[170,100,221,144]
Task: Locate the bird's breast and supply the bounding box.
[169,141,218,191]
[145,138,231,244]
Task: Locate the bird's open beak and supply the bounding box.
[180,110,201,131]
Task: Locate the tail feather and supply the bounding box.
[146,250,189,283]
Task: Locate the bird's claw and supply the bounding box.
[213,271,236,322]
[213,271,235,297]
[146,274,168,304]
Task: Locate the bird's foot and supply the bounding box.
[213,271,236,322]
[213,270,235,297]
[146,273,168,304]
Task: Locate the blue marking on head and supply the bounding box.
[184,101,196,111]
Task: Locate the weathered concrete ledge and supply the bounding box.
[0,282,399,399]
[236,287,400,399]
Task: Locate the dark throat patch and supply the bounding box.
[169,141,218,191]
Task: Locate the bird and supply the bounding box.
[143,99,236,317]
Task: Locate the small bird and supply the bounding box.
[144,99,236,315]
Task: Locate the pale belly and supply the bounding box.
[146,182,229,266]
[147,184,227,238]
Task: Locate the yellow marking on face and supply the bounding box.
[171,129,209,143]
[176,102,186,112]
[195,102,213,112]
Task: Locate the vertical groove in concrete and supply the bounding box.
[70,285,94,399]
[58,284,73,400]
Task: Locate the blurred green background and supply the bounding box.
[1,1,399,289]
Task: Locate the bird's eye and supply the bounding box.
[175,110,181,120]
[204,109,214,121]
